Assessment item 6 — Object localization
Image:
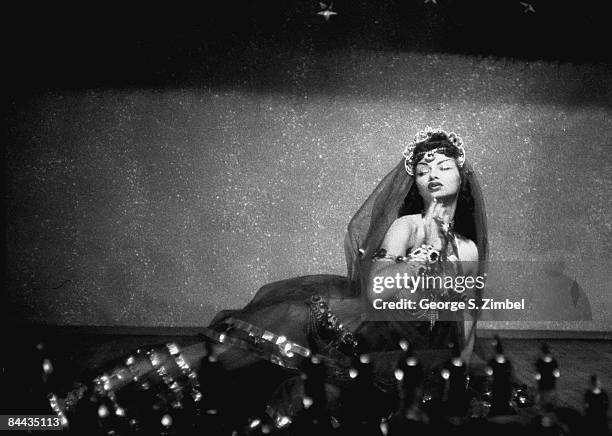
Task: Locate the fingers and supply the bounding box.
[429,201,446,237]
[433,201,445,222]
[423,197,437,223]
[423,201,448,248]
[414,221,426,247]
[426,199,446,224]
[421,199,448,246]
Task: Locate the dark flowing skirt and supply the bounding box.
[204,274,463,418]
[40,274,469,433]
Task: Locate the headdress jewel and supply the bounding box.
[402,127,466,176]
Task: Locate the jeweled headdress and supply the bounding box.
[402,127,466,176]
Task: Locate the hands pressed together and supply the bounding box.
[413,198,450,252]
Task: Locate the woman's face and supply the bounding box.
[414,152,461,203]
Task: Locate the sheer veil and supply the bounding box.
[208,155,488,360]
[344,158,489,343]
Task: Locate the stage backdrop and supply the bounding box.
[7,51,612,331]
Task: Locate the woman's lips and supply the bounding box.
[428,182,443,191]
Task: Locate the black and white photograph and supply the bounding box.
[4,1,612,434]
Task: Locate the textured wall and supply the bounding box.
[7,51,612,330]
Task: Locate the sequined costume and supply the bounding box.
[49,155,488,432]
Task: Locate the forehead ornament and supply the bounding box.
[402,127,465,176]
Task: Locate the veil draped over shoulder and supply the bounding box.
[344,159,488,296]
[342,158,488,359]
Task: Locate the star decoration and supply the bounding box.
[520,2,535,13]
[317,2,338,21]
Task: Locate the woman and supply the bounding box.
[355,128,484,358]
[207,127,486,363]
[49,127,488,432]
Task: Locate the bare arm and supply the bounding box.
[366,199,443,303]
[365,215,425,304]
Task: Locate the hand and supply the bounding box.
[415,199,445,250]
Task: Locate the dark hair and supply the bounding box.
[398,134,476,242]
[410,132,462,173]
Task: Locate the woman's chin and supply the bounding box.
[432,191,457,202]
[426,192,444,202]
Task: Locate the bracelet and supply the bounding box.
[371,247,409,263]
[408,244,440,264]
[371,245,440,265]
[371,247,398,262]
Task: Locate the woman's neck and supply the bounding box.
[424,195,457,224]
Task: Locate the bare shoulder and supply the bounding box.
[380,214,421,256]
[383,214,421,238]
